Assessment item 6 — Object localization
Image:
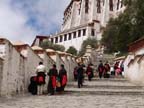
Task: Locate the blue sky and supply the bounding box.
[0,0,70,44]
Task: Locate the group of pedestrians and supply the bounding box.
[73,63,94,88]
[98,61,110,78]
[28,62,67,95]
[73,60,124,84]
[97,60,124,78]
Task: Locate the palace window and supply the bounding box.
[78,30,81,37]
[97,0,101,13]
[103,0,105,6]
[91,29,95,36]
[73,32,77,38]
[109,0,113,11]
[83,29,86,36]
[55,37,58,43]
[85,0,89,13]
[68,33,72,40]
[60,35,63,42]
[51,38,54,43]
[117,0,120,10]
[64,34,67,41]
[79,0,82,14]
[121,0,123,8]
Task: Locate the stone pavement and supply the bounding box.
[0,78,144,108]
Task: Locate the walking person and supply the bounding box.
[36,62,46,95]
[86,64,94,81]
[114,62,120,77]
[77,63,84,88]
[47,64,58,95]
[103,61,110,78]
[73,66,78,81]
[57,64,67,92]
[98,60,104,79]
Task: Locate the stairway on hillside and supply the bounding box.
[65,78,144,96]
[90,50,115,66]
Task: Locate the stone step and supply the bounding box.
[68,81,136,87]
[66,84,143,89]
[65,86,144,95]
[84,78,127,82]
[65,90,144,96]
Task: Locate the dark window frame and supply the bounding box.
[109,0,113,11]
[60,35,63,42]
[51,38,54,43]
[97,0,101,13]
[68,33,72,40]
[73,32,77,38]
[64,34,67,41]
[91,29,95,36]
[85,0,89,13]
[83,29,86,36]
[78,30,81,37]
[55,37,58,43]
[117,0,120,10]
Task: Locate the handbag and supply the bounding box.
[56,81,61,87]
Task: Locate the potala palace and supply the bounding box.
[32,0,125,50]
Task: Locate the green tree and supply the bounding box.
[79,38,97,56]
[40,40,65,52]
[66,46,77,55]
[102,0,144,53]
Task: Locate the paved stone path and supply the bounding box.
[0,78,144,108]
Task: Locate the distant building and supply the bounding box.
[32,0,125,51]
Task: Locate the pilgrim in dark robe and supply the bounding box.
[98,61,104,79]
[47,64,58,95]
[56,64,67,92]
[86,64,94,81]
[77,64,84,88]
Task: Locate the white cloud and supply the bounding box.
[0,0,70,44]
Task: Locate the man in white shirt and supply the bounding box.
[36,62,46,95]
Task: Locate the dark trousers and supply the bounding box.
[88,76,92,81]
[99,72,103,78]
[48,80,55,95]
[74,75,77,81]
[78,77,83,88]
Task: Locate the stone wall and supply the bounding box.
[0,38,79,96]
[0,39,26,96]
[0,58,3,95]
[124,54,144,85]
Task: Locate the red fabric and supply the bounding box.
[62,75,67,86]
[38,76,44,83]
[99,67,103,73]
[87,72,91,75]
[33,76,37,81]
[52,76,56,88]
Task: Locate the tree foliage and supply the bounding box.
[66,46,77,55]
[40,40,65,52]
[102,0,144,53]
[79,38,97,56]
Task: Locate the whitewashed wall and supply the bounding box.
[0,58,3,96]
[24,46,42,91]
[124,54,144,85]
[0,39,26,96]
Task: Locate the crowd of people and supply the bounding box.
[28,62,67,95]
[73,60,124,87]
[28,60,124,95]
